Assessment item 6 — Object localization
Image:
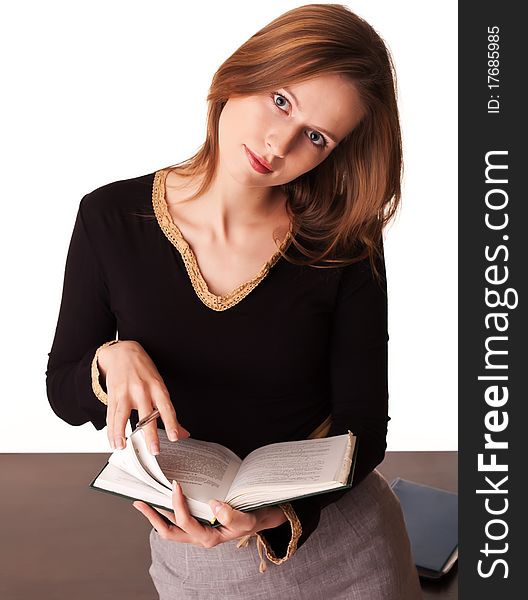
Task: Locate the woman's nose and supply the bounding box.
[266,127,298,158]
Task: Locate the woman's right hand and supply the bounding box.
[97,340,190,455]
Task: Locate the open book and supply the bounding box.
[90,428,358,526]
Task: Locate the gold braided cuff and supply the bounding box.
[90,340,120,405]
[255,502,302,566]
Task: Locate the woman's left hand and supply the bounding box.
[132,480,287,547]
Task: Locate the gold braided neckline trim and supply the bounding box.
[152,168,293,312]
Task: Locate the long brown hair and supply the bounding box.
[162,3,402,281]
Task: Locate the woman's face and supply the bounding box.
[217,73,365,187]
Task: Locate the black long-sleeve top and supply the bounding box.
[45,167,390,560]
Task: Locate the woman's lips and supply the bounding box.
[244,145,273,173]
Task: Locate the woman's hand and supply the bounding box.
[132,481,288,547]
[97,340,190,454]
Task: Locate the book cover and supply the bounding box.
[390,477,458,579]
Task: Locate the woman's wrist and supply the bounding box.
[255,505,288,532]
[96,341,120,378]
[97,339,140,376]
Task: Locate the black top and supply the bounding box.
[45,168,390,556]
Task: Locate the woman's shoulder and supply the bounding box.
[80,170,157,219]
[288,234,386,295]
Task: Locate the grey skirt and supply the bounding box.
[148,469,422,599]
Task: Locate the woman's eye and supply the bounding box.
[272,92,289,111]
[270,91,328,149]
[307,131,327,148]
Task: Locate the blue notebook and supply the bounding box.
[390,477,458,579]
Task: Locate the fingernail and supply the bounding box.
[115,437,125,450]
[209,500,223,514]
[167,429,178,442]
[150,442,160,455]
[110,439,115,450]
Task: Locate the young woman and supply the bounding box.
[46,4,422,598]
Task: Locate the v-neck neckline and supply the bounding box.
[151,167,294,312]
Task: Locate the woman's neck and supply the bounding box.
[165,167,289,245]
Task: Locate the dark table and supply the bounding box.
[0,451,457,599]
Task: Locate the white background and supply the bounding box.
[0,0,457,452]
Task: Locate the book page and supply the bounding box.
[93,462,174,511]
[227,434,350,501]
[129,429,173,488]
[108,434,170,496]
[92,462,223,523]
[152,430,242,503]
